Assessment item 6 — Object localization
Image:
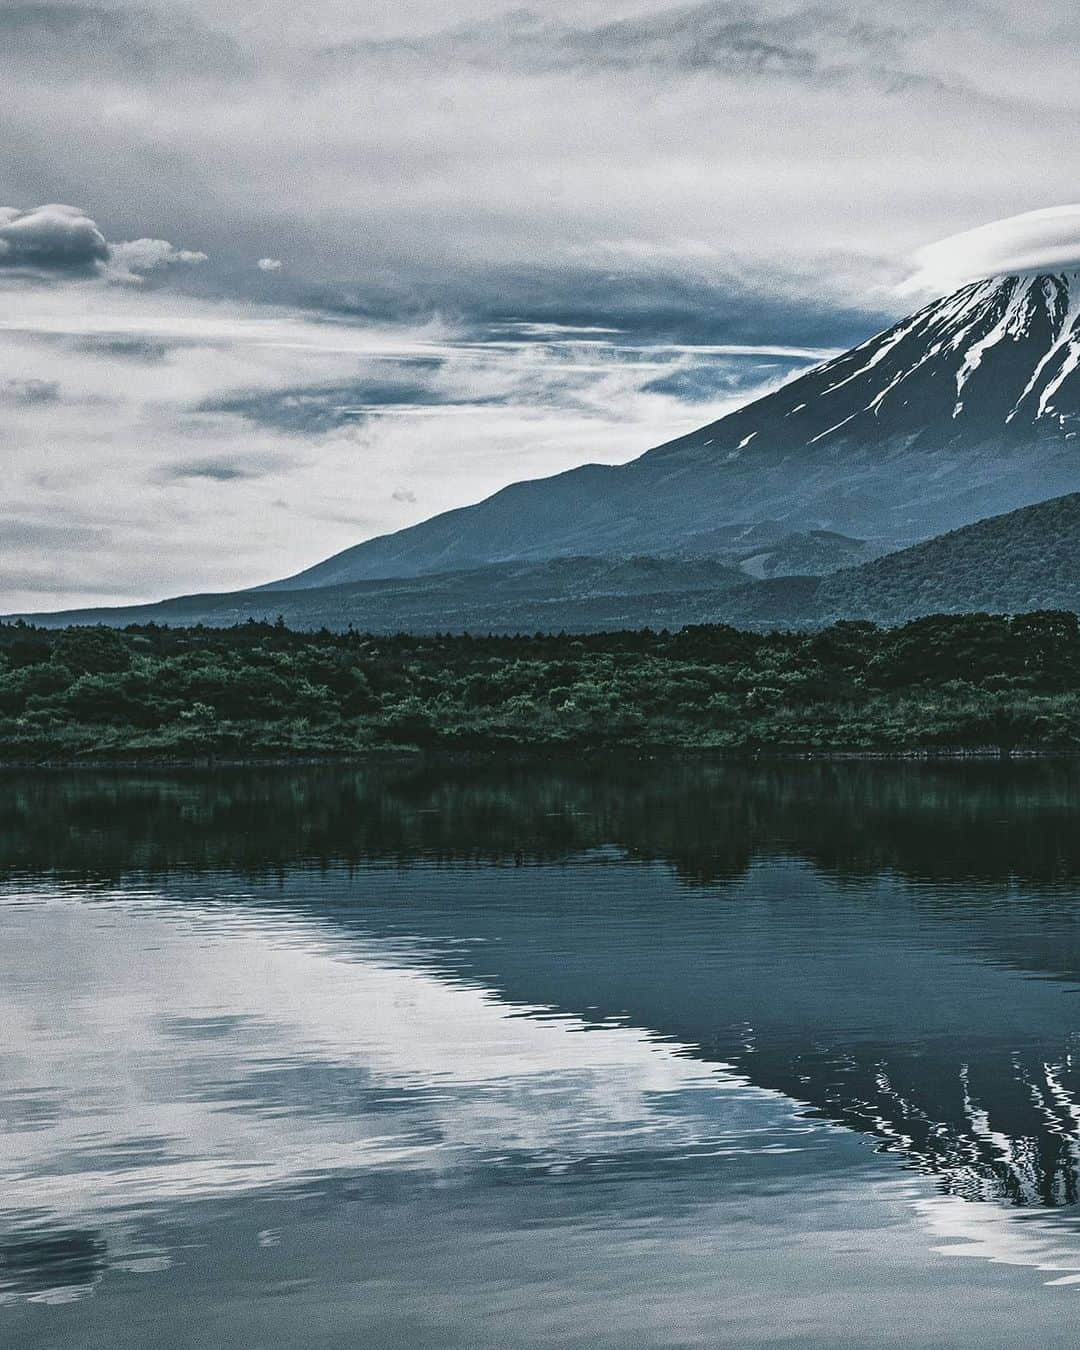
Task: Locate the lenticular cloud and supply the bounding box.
[904,205,1080,295]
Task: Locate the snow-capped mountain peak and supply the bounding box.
[655,272,1080,468]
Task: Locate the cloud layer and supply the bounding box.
[328,3,906,83]
[3,1,1078,328]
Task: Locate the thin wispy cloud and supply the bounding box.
[325,2,909,85]
[0,284,820,609]
[0,376,61,405]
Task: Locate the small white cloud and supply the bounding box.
[903,204,1080,295]
[392,487,417,503]
[257,257,283,272]
[104,237,209,284]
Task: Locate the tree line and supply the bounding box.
[3,610,1080,759]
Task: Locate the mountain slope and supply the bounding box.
[268,271,1080,588]
[817,491,1080,623]
[6,554,752,635]
[11,491,1080,634]
[14,491,1080,635]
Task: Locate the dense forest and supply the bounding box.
[4,610,1080,759]
[818,491,1080,622]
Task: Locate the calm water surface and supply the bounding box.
[5,760,1080,1347]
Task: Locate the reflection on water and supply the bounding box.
[6,761,1080,1346]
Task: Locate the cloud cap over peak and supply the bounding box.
[904,205,1080,295]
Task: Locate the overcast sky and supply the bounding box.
[3,0,1080,610]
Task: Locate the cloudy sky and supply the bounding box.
[3,0,1080,610]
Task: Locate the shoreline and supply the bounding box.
[1,745,1077,770]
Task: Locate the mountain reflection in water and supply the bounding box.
[6,760,1080,1347]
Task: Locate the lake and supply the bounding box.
[5,759,1080,1347]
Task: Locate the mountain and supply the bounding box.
[267,271,1080,589]
[817,491,1080,624]
[6,554,752,635]
[732,528,880,578]
[9,272,1080,636]
[12,492,1080,635]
